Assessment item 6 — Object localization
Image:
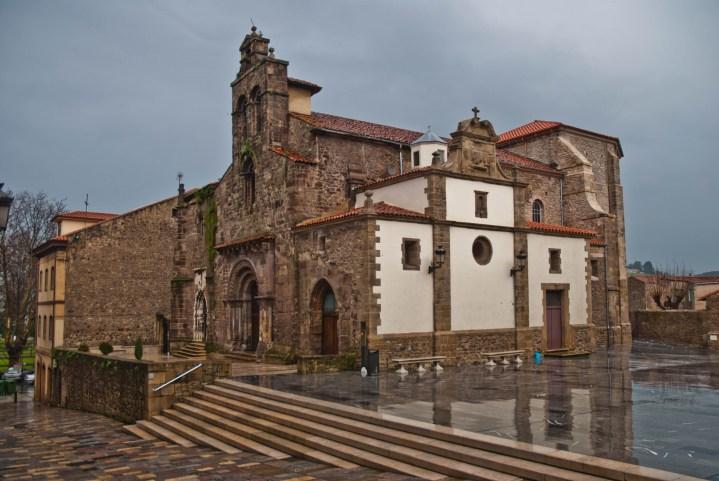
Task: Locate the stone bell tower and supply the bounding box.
[445,107,509,180]
[231,26,290,154]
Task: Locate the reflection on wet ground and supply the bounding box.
[237,341,719,479]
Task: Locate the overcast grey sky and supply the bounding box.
[1,1,717,272]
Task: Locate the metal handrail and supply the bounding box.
[153,363,202,392]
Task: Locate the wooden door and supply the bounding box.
[249,282,260,351]
[321,289,338,355]
[546,290,563,350]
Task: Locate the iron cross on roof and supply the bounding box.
[472,106,480,119]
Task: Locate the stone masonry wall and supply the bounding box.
[632,310,719,347]
[293,217,374,356]
[64,197,176,347]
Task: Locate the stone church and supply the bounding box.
[38,27,630,371]
[168,27,629,365]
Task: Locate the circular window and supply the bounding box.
[472,236,493,265]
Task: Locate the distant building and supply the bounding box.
[32,211,115,402]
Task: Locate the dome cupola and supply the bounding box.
[410,126,447,169]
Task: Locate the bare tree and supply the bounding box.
[648,266,691,310]
[1,191,65,366]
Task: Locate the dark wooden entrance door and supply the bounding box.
[546,290,563,350]
[321,289,338,355]
[249,281,260,351]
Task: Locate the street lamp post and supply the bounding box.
[0,183,13,231]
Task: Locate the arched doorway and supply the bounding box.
[229,263,261,352]
[311,280,338,355]
[193,291,207,341]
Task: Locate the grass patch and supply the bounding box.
[0,345,36,371]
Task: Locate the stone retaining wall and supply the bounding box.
[53,348,230,424]
[631,310,719,348]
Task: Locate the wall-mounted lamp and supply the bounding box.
[428,245,447,274]
[510,250,528,276]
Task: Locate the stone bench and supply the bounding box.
[391,356,447,375]
[481,350,524,366]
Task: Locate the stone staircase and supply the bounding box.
[123,379,700,481]
[223,351,257,362]
[173,341,207,359]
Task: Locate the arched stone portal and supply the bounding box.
[310,279,338,355]
[193,291,208,341]
[228,263,261,351]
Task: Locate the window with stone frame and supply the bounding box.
[472,236,493,265]
[475,191,488,218]
[50,267,55,290]
[591,259,600,280]
[250,86,262,135]
[44,268,49,291]
[549,249,562,274]
[402,238,421,270]
[318,234,327,252]
[413,151,420,167]
[237,95,247,138]
[241,156,256,208]
[532,199,544,222]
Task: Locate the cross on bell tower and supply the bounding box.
[472,106,480,120]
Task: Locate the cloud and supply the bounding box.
[1,0,717,270]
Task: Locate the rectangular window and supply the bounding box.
[413,151,420,167]
[549,249,562,274]
[591,260,599,279]
[319,235,327,252]
[402,238,421,270]
[475,191,488,218]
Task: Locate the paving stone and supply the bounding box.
[0,399,420,481]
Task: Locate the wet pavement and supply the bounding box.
[238,341,719,479]
[0,393,419,481]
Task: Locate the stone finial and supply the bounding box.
[431,150,443,166]
[268,47,275,58]
[472,106,480,120]
[363,190,374,209]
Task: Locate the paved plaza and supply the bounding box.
[0,393,418,481]
[239,341,719,479]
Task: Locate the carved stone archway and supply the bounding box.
[228,262,261,351]
[310,279,338,355]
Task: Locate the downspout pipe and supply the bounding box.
[603,243,610,349]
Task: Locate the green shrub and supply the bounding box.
[77,344,89,352]
[134,337,143,361]
[99,342,113,356]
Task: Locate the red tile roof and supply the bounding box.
[215,234,275,251]
[291,112,423,145]
[296,201,429,228]
[498,120,622,156]
[496,149,559,174]
[354,167,432,193]
[499,120,561,143]
[698,289,719,301]
[590,238,606,246]
[527,221,596,238]
[288,77,322,94]
[54,211,117,222]
[270,145,315,164]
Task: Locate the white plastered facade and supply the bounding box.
[355,176,428,214]
[527,233,589,328]
[449,227,515,331]
[445,177,514,227]
[375,219,434,334]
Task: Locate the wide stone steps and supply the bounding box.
[195,386,601,481]
[174,342,207,359]
[124,378,703,481]
[122,423,157,441]
[174,400,439,479]
[134,420,195,448]
[152,413,240,454]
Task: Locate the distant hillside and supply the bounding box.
[700,271,719,276]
